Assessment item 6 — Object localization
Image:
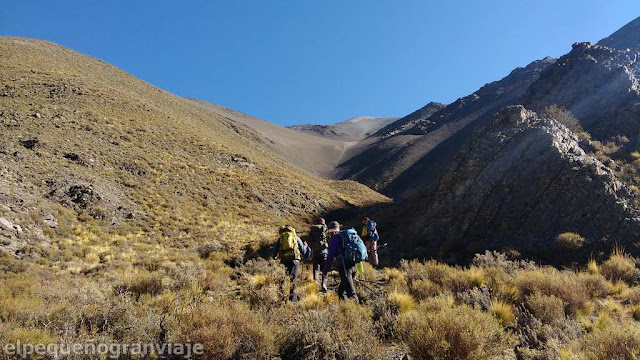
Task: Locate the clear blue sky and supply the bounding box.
[2,1,639,125]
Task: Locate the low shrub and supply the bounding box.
[472,251,536,272]
[370,297,400,341]
[398,303,516,360]
[114,271,164,299]
[514,268,590,312]
[278,302,382,360]
[543,104,584,134]
[600,252,638,283]
[576,273,611,298]
[401,260,485,294]
[579,321,640,359]
[171,300,274,360]
[382,267,407,290]
[410,278,441,299]
[525,293,565,325]
[359,262,378,282]
[624,286,640,303]
[555,232,585,250]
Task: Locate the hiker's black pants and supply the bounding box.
[312,252,327,281]
[281,260,300,302]
[337,263,358,302]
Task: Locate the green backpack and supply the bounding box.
[279,226,300,261]
[308,224,328,253]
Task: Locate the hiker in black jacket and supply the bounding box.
[308,218,329,292]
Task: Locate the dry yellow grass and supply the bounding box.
[4,37,640,360]
[489,299,515,325]
[388,291,417,313]
[587,258,599,274]
[0,37,390,276]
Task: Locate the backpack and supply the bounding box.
[308,224,328,253]
[364,220,379,242]
[279,226,300,261]
[338,228,367,266]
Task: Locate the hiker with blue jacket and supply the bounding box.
[322,221,367,302]
[272,225,310,302]
[362,217,379,267]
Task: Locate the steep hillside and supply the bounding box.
[523,42,640,145]
[372,102,446,138]
[598,15,640,51]
[289,116,399,141]
[0,37,389,268]
[187,100,357,177]
[335,58,555,197]
[385,106,640,263]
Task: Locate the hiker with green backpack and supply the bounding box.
[272,225,310,302]
[308,218,329,292]
[322,221,368,302]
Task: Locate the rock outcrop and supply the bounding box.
[387,106,640,263]
[523,41,640,143]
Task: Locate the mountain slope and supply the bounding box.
[372,102,446,138]
[0,37,389,266]
[598,16,640,51]
[523,42,640,145]
[385,106,640,263]
[289,116,399,141]
[187,100,358,177]
[334,57,555,198]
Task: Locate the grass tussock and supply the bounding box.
[489,299,515,325]
[388,291,417,313]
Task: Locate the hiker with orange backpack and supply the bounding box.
[322,221,367,302]
[361,217,379,268]
[308,218,329,292]
[272,225,310,302]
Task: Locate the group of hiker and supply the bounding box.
[271,217,380,303]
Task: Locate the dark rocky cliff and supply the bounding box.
[386,106,640,263]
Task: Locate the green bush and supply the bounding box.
[555,232,585,250]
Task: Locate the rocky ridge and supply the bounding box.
[387,106,640,262]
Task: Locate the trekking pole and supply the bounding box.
[354,278,382,296]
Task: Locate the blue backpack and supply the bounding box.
[338,228,367,266]
[366,220,379,242]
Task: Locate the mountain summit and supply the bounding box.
[598,15,640,51]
